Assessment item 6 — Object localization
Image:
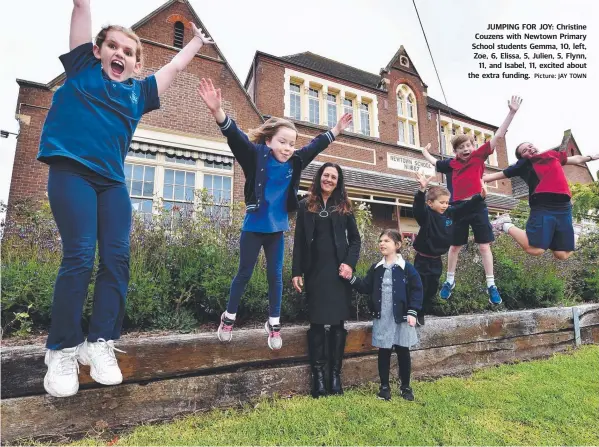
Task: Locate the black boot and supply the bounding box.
[307,328,327,398]
[329,327,347,395]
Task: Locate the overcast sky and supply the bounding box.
[1,0,598,209]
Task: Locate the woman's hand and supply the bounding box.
[407,315,417,327]
[339,263,353,280]
[292,276,304,293]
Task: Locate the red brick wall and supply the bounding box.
[8,0,262,209]
[8,87,54,204]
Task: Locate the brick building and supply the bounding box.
[7,0,594,232]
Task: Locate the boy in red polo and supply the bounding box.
[484,144,598,259]
[422,96,522,305]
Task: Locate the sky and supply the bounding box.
[1,0,598,210]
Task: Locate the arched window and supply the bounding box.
[396,84,419,146]
[174,21,184,49]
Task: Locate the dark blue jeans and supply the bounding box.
[227,231,284,318]
[46,160,132,350]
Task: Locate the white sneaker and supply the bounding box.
[78,338,125,385]
[491,214,512,233]
[264,321,282,350]
[44,346,80,397]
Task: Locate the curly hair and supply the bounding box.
[305,163,352,215]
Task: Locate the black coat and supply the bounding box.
[292,199,361,278]
[292,198,362,324]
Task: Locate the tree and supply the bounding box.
[570,181,599,218]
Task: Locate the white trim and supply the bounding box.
[375,254,406,270]
[284,68,379,138]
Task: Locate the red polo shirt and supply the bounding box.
[436,141,492,202]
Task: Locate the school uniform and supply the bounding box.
[435,141,495,246]
[217,116,336,318]
[503,150,574,251]
[37,42,160,350]
[412,190,485,319]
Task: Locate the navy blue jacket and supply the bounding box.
[218,116,335,213]
[412,190,485,257]
[349,256,423,321]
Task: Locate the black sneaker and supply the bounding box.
[377,385,391,401]
[417,314,425,326]
[400,386,414,401]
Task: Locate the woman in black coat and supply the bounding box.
[292,162,361,398]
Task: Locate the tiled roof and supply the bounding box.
[280,52,382,90]
[301,163,519,211]
[510,177,529,199]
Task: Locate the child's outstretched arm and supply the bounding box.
[490,96,522,152]
[482,171,507,183]
[295,113,353,167]
[566,153,599,165]
[197,78,256,160]
[412,172,434,226]
[70,0,91,50]
[421,143,438,166]
[155,23,214,96]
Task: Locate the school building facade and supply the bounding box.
[7,0,595,233]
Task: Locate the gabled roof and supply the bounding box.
[383,46,426,87]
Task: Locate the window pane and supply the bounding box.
[133,165,144,180]
[185,187,195,201]
[204,174,213,189]
[398,121,405,142]
[308,88,320,125]
[327,104,337,128]
[223,176,232,190]
[186,172,195,186]
[397,95,404,116]
[174,185,185,201]
[132,181,143,196]
[409,123,416,145]
[145,166,155,180]
[164,185,173,200]
[290,83,300,93]
[164,169,174,185]
[142,181,154,197]
[213,175,222,190]
[124,163,132,180]
[175,170,185,185]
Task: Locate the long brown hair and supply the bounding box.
[95,25,143,63]
[305,163,352,215]
[248,117,297,144]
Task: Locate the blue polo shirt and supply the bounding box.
[37,42,160,182]
[243,153,292,233]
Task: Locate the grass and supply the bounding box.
[61,345,599,446]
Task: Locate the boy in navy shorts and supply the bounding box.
[412,172,488,324]
[422,96,522,305]
[484,143,598,259]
